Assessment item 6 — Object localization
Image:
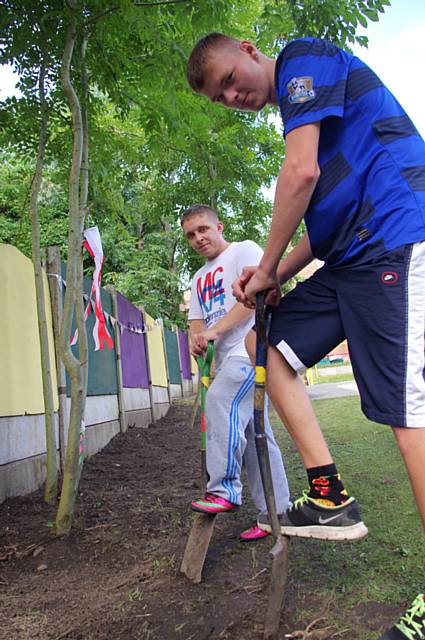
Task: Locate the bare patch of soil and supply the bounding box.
[0,401,399,640]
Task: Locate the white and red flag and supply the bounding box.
[70,226,114,351]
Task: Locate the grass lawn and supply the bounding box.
[268,397,423,639]
[314,372,354,384]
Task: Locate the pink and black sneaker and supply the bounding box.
[239,522,270,541]
[191,493,238,514]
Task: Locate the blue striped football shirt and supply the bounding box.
[275,38,425,266]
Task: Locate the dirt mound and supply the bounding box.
[0,401,397,640]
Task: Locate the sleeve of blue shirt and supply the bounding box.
[276,38,352,137]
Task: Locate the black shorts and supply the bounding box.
[269,243,425,428]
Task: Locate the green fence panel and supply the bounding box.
[164,328,181,385]
[62,268,118,396]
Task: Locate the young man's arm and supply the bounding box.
[238,123,320,305]
[233,231,314,301]
[189,319,207,357]
[276,231,314,283]
[190,303,254,356]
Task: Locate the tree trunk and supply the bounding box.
[74,31,90,482]
[46,245,68,472]
[30,56,58,505]
[208,156,217,210]
[55,16,88,536]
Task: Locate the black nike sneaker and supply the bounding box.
[279,491,368,541]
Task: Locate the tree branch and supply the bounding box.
[59,16,82,373]
[91,35,148,109]
[134,0,191,6]
[85,0,191,27]
[56,16,86,536]
[77,31,89,397]
[30,53,58,505]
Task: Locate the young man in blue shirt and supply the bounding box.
[187,34,425,640]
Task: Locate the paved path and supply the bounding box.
[307,380,359,400]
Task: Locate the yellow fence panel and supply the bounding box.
[0,244,58,416]
[190,353,197,376]
[304,365,318,386]
[144,312,168,388]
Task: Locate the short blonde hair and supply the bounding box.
[180,204,219,227]
[187,33,240,92]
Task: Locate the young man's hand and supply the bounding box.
[190,328,219,357]
[232,266,281,308]
[232,265,257,306]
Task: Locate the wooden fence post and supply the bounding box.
[140,308,155,423]
[172,325,184,399]
[159,319,172,407]
[105,285,126,433]
[176,328,186,396]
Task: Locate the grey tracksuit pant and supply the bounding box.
[205,355,291,519]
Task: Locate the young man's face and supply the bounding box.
[200,41,271,112]
[182,212,226,260]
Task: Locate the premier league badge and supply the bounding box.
[287,76,316,104]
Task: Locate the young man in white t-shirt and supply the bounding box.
[182,204,290,540]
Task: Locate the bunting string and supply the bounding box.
[82,227,114,351]
[46,273,163,337]
[46,223,166,349]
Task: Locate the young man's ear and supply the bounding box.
[239,40,259,60]
[217,220,224,234]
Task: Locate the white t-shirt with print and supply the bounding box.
[188,240,263,369]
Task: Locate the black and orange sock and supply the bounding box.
[306,463,349,506]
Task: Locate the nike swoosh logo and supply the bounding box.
[318,514,343,524]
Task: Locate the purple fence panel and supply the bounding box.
[117,293,149,388]
[178,329,192,380]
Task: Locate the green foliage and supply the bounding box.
[0,151,68,257]
[257,0,391,51]
[102,226,187,325]
[0,0,391,322]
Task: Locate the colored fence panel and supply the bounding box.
[0,244,58,416]
[145,313,168,388]
[84,280,117,396]
[117,293,149,389]
[62,268,118,397]
[164,328,181,385]
[178,329,192,381]
[190,354,198,376]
